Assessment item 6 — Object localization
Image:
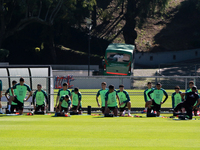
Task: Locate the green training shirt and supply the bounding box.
[71,90,82,106]
[59,96,71,108]
[144,88,154,102]
[105,90,118,107]
[117,90,130,108]
[6,88,18,105]
[96,88,108,107]
[33,90,48,105]
[172,91,183,108]
[148,88,168,105]
[0,80,2,92]
[13,83,31,103]
[57,89,71,97]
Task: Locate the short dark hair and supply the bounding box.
[37,84,42,87]
[189,81,194,85]
[119,84,124,88]
[192,86,197,91]
[74,87,79,92]
[12,80,17,84]
[19,77,24,82]
[156,82,161,86]
[109,85,114,89]
[65,95,69,99]
[63,82,68,86]
[174,86,180,89]
[101,82,107,85]
[147,82,152,85]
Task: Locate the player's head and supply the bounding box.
[119,84,124,91]
[147,82,152,89]
[12,80,17,86]
[19,77,24,85]
[37,84,42,91]
[156,83,162,90]
[108,85,114,92]
[64,95,69,101]
[174,86,180,92]
[189,81,194,88]
[74,87,79,94]
[63,82,68,90]
[192,86,197,92]
[101,82,107,89]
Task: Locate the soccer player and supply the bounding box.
[56,95,71,115]
[70,87,82,114]
[5,80,18,112]
[174,86,200,120]
[147,83,168,117]
[32,84,49,113]
[117,85,131,116]
[55,82,71,108]
[0,79,2,114]
[141,82,154,113]
[8,77,32,115]
[104,85,120,117]
[172,86,183,109]
[96,82,108,114]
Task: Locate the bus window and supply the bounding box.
[107,53,130,63]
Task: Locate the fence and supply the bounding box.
[0,76,199,111]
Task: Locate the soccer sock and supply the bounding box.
[128,110,131,114]
[145,107,147,111]
[122,110,126,115]
[8,105,11,111]
[0,108,2,112]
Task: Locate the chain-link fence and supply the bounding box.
[0,76,199,111]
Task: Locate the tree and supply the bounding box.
[123,0,170,45]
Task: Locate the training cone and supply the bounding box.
[65,114,68,117]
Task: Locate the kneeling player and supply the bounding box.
[56,95,71,115]
[32,84,48,114]
[117,85,131,116]
[146,83,168,117]
[70,87,82,114]
[174,86,200,119]
[104,85,119,117]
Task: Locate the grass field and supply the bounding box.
[0,114,200,150]
[54,89,176,108]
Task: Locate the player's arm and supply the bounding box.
[144,90,147,102]
[25,90,32,101]
[59,101,62,111]
[193,98,200,109]
[76,93,81,111]
[148,90,153,100]
[96,91,100,107]
[171,93,175,109]
[105,93,108,109]
[181,93,186,101]
[68,101,71,111]
[5,89,9,101]
[11,87,14,96]
[44,92,49,108]
[56,90,60,107]
[161,90,168,104]
[0,81,2,98]
[120,91,130,106]
[32,93,36,110]
[116,94,120,105]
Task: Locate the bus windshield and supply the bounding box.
[107,53,131,63]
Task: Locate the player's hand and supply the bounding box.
[55,105,57,108]
[120,102,124,106]
[46,105,48,108]
[97,103,100,107]
[24,99,28,101]
[161,102,164,105]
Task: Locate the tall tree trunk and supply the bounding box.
[123,0,137,45]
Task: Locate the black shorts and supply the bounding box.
[36,104,45,111]
[13,97,24,110]
[119,103,127,112]
[101,107,105,113]
[60,106,69,112]
[72,105,82,111]
[108,106,118,111]
[11,105,19,112]
[151,100,161,112]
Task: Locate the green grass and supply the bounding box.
[54,89,176,108]
[0,114,200,150]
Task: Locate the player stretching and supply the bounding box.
[8,77,32,115]
[0,79,3,114]
[141,82,154,113]
[70,87,82,114]
[5,80,18,113]
[32,84,49,114]
[96,82,108,114]
[174,86,200,120]
[147,83,168,117]
[117,85,131,116]
[104,85,120,117]
[56,95,71,115]
[55,83,71,108]
[172,86,183,109]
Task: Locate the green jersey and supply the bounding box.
[172,91,183,108]
[13,83,31,103]
[116,90,130,108]
[6,88,18,105]
[71,90,82,106]
[60,96,71,108]
[144,88,154,102]
[57,89,71,97]
[105,90,118,107]
[0,80,2,92]
[33,90,48,105]
[148,88,168,105]
[96,88,108,107]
